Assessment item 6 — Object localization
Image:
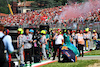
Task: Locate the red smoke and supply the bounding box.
[60,0,100,20]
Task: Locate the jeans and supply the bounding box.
[42,44,47,59]
[53,44,61,61]
[78,44,84,57]
[24,48,32,64]
[19,47,24,64]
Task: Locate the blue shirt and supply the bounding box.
[0,32,14,61]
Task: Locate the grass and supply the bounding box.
[84,50,100,55]
[97,39,100,41]
[41,60,99,67]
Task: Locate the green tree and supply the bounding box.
[31,1,39,10]
[31,0,61,10]
[0,0,12,14]
[54,0,67,5]
[20,0,35,2]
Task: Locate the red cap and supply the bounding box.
[6,29,9,35]
[57,29,61,31]
[73,30,76,33]
[84,30,86,32]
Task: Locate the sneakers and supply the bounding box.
[52,58,55,61]
[58,60,61,62]
[20,64,25,67]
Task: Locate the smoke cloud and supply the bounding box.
[60,0,100,20]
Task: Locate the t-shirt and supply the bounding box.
[55,34,64,45]
[46,34,50,39]
[92,33,98,40]
[88,31,92,39]
[63,33,70,45]
[77,34,84,45]
[23,34,33,49]
[75,33,80,39]
[40,35,46,44]
[0,32,14,61]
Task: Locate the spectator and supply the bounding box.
[53,29,64,62]
[72,30,76,46]
[88,29,92,50]
[83,30,87,50]
[45,30,50,59]
[85,28,90,51]
[3,28,9,35]
[29,29,37,55]
[75,30,80,47]
[40,30,47,60]
[67,30,73,43]
[23,29,33,66]
[77,30,84,57]
[92,30,98,48]
[0,24,14,67]
[63,29,71,45]
[17,28,24,66]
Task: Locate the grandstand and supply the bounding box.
[0,0,100,32]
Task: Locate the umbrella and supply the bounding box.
[60,46,77,62]
[66,43,79,56]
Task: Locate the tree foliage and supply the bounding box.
[0,0,84,14]
[31,0,62,10]
[0,0,10,14]
[31,0,84,10]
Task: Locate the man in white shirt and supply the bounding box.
[53,29,64,62]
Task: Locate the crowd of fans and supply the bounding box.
[0,6,63,27]
[0,2,100,29]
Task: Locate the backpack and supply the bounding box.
[0,35,6,63]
